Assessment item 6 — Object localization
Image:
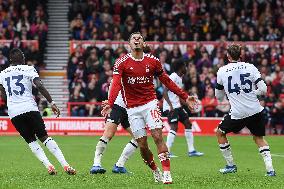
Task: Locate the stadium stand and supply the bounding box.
[67,1,284,133]
[0,0,48,115]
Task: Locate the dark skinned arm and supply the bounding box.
[33,77,60,117]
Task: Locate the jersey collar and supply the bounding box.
[129,53,145,61]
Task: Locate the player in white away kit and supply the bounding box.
[163,60,203,157]
[215,45,276,176]
[90,89,138,174]
[0,48,76,175]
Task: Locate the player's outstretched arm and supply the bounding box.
[33,77,60,117]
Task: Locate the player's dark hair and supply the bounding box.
[128,32,145,42]
[172,59,186,73]
[9,48,24,65]
[227,44,241,61]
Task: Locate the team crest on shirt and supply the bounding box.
[146,65,150,72]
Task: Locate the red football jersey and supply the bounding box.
[108,53,189,108]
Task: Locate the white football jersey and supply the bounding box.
[216,62,263,119]
[0,65,39,118]
[163,72,183,112]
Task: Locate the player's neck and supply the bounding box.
[131,51,143,60]
[176,71,183,77]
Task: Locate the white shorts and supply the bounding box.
[127,100,163,139]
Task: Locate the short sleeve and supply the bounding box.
[27,66,40,80]
[251,65,262,84]
[113,59,124,76]
[215,69,224,90]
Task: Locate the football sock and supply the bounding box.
[142,151,158,171]
[28,141,52,168]
[219,143,235,166]
[259,146,274,172]
[93,136,109,166]
[158,151,171,172]
[116,139,138,167]
[185,129,195,152]
[166,130,176,152]
[43,137,69,167]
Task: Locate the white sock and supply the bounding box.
[28,141,52,168]
[166,130,176,152]
[219,143,235,166]
[259,146,274,172]
[43,137,69,167]
[185,129,195,152]
[116,139,138,167]
[93,136,109,166]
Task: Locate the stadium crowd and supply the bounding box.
[69,0,284,41]
[0,0,48,116]
[68,0,284,133]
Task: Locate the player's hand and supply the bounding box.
[51,104,60,118]
[101,104,112,117]
[102,100,109,107]
[186,96,198,112]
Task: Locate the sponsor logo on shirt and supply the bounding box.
[127,76,152,84]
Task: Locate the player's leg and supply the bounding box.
[29,112,76,175]
[145,102,172,184]
[179,109,203,157]
[165,110,178,156]
[129,113,162,183]
[247,111,275,176]
[216,115,237,174]
[91,105,123,174]
[113,119,138,173]
[253,136,275,176]
[90,122,117,174]
[136,134,162,182]
[11,113,54,175]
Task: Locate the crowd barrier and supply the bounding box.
[0,40,39,49]
[0,116,255,136]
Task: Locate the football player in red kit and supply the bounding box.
[102,32,197,184]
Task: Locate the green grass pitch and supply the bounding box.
[0,135,283,189]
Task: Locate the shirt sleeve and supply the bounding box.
[108,60,124,107]
[215,69,224,90]
[251,65,262,84]
[27,67,40,81]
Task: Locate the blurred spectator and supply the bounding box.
[201,87,218,117]
[42,101,52,117]
[270,100,284,134]
[69,87,86,117]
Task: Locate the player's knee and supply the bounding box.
[183,121,192,130]
[38,135,49,143]
[216,129,225,138]
[170,124,178,132]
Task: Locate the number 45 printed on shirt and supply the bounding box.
[228,73,252,95]
[5,75,25,96]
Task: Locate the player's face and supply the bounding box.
[181,65,187,75]
[129,34,144,51]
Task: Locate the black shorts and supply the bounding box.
[164,107,189,124]
[106,104,130,129]
[11,111,47,143]
[218,110,266,136]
